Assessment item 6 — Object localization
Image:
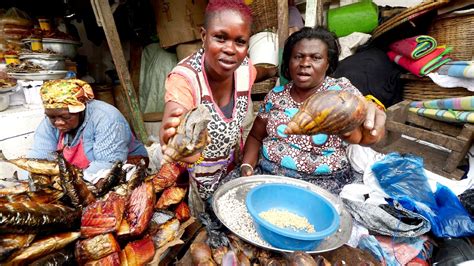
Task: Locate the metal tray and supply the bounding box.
[8,70,68,81]
[212,175,353,254]
[19,53,65,60]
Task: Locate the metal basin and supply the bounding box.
[41,38,81,59]
[19,53,66,70]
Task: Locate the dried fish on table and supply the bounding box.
[163,105,212,163]
[93,161,124,197]
[175,201,191,222]
[152,218,180,249]
[0,151,59,176]
[81,192,126,238]
[127,162,147,192]
[0,188,64,204]
[29,247,75,266]
[75,233,121,264]
[126,181,155,236]
[58,153,95,207]
[150,162,181,193]
[29,174,52,188]
[0,234,35,262]
[7,232,80,265]
[72,167,96,206]
[0,202,81,234]
[84,252,120,266]
[155,186,187,209]
[120,237,155,266]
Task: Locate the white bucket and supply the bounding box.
[249,32,279,67]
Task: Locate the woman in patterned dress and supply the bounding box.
[159,0,276,209]
[240,27,386,194]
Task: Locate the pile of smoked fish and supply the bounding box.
[0,151,191,266]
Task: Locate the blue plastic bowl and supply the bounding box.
[246,183,340,251]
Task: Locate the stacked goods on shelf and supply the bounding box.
[0,8,33,63]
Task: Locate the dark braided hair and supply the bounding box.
[281,26,340,81]
[204,0,252,28]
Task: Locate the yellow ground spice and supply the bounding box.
[259,208,315,233]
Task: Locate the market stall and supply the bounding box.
[0,0,473,265]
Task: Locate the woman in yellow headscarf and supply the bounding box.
[29,79,148,181]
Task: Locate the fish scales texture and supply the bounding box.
[7,232,80,265]
[29,248,75,266]
[122,237,155,265]
[94,161,124,197]
[75,233,121,263]
[81,193,126,238]
[153,218,180,248]
[0,234,35,262]
[0,150,59,175]
[126,182,155,236]
[0,202,81,234]
[155,186,187,209]
[58,153,82,207]
[0,189,64,204]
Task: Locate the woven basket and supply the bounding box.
[250,0,278,33]
[428,13,474,61]
[251,77,277,95]
[403,79,474,101]
[372,0,450,39]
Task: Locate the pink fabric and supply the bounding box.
[57,133,90,169]
[387,47,446,77]
[389,36,422,58]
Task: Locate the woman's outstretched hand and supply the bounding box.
[160,107,201,164]
[161,108,183,146]
[341,101,386,146]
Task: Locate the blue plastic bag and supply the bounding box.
[372,152,474,237]
[371,153,437,208]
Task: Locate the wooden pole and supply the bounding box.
[277,0,289,50]
[90,0,148,144]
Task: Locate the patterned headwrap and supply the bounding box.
[40,79,95,113]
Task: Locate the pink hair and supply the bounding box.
[205,0,253,27]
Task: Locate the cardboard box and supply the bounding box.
[152,0,207,48]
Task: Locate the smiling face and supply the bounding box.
[201,9,251,81]
[289,38,330,91]
[45,108,81,133]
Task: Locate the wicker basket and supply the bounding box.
[251,77,277,95]
[428,13,474,61]
[372,0,450,39]
[249,0,278,33]
[403,79,474,101]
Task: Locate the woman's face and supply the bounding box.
[45,108,81,133]
[289,38,329,90]
[201,10,251,81]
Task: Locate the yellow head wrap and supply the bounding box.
[40,79,95,113]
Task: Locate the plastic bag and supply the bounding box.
[371,152,437,208]
[395,184,474,237]
[372,152,474,237]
